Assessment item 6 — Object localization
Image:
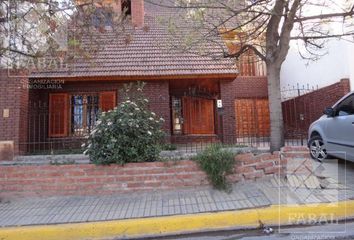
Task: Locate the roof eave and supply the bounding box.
[29,72,239,81]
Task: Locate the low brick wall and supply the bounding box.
[0,161,207,199]
[282,79,350,138]
[0,147,307,199]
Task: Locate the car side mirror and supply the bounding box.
[324,107,335,117]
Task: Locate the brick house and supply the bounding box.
[0,0,269,158]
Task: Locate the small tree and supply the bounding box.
[149,0,354,151]
[84,82,165,165]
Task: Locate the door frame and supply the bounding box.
[182,96,216,135]
[171,95,217,135]
[234,98,270,138]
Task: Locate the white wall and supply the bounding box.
[280,40,354,91]
[348,43,354,89]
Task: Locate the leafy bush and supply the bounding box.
[161,144,178,151]
[84,82,165,165]
[194,144,236,190]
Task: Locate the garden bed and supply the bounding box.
[3,147,258,166]
[0,146,298,200]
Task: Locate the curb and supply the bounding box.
[1,200,354,240]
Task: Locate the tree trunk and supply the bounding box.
[267,62,284,152]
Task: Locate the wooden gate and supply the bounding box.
[182,97,215,134]
[235,99,270,137]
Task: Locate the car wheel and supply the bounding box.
[309,135,327,162]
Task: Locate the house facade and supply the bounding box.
[0,0,269,158]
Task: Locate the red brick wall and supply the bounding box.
[140,81,170,133]
[0,149,286,199]
[231,76,268,98]
[2,74,270,156]
[0,70,29,158]
[220,76,268,143]
[282,79,351,138]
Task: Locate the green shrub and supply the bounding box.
[194,144,236,190]
[84,82,165,165]
[161,144,178,151]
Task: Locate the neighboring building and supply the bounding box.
[279,39,353,140]
[0,0,269,157]
[281,39,354,91]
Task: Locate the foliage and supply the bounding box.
[84,82,165,165]
[193,144,236,190]
[161,144,178,151]
[0,0,128,68]
[153,0,354,151]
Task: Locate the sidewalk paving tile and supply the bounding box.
[1,176,353,228]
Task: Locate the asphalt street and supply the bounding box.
[151,221,354,240]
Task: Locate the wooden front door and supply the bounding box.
[235,99,270,137]
[182,97,215,134]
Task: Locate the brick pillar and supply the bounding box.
[143,81,171,141]
[220,80,236,144]
[131,0,144,28]
[0,69,29,160]
[340,78,350,95]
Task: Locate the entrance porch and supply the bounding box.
[169,79,221,144]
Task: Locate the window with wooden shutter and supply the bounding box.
[49,93,68,137]
[99,91,117,112]
[71,94,100,136]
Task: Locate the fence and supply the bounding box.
[19,80,349,155]
[19,100,86,155]
[281,84,318,141]
[281,83,319,101]
[281,79,351,141]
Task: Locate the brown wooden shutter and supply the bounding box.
[200,99,215,134]
[49,93,68,137]
[182,97,215,135]
[235,99,270,137]
[99,91,117,112]
[182,96,192,134]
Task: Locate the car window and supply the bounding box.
[336,94,354,116]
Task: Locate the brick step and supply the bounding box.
[282,146,309,153]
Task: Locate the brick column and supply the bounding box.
[143,81,171,140]
[340,78,350,95]
[220,80,236,144]
[0,69,29,159]
[131,0,144,28]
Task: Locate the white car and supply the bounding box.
[308,91,354,162]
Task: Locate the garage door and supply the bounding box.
[235,99,270,137]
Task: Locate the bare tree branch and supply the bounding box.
[152,0,354,150]
[224,44,266,61]
[295,10,354,22]
[291,32,354,40]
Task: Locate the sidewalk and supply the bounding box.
[1,175,354,227]
[1,159,354,240]
[0,181,267,227]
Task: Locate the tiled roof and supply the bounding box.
[31,1,238,79]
